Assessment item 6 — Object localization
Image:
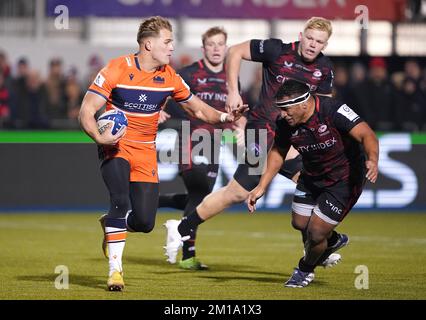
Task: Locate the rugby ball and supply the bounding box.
[97,109,128,135]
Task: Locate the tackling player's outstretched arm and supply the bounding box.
[247,144,290,212]
[79,92,125,145]
[348,122,379,183]
[225,41,251,112]
[180,95,247,124]
[179,95,231,124]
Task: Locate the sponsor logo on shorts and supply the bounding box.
[326,199,342,215]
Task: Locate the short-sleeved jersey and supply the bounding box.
[88,53,192,142]
[177,59,232,133]
[250,39,334,124]
[275,96,365,188]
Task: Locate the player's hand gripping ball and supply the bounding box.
[97,110,128,135]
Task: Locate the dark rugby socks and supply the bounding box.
[298,257,316,273]
[178,209,204,237]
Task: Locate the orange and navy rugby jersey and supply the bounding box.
[88,53,192,142]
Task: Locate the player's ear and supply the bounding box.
[145,40,152,51]
[298,32,303,41]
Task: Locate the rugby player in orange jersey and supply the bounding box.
[79,16,246,291]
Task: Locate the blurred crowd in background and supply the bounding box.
[0,49,425,132]
[0,51,102,129]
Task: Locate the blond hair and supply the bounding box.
[202,27,228,46]
[137,16,172,44]
[304,17,333,38]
